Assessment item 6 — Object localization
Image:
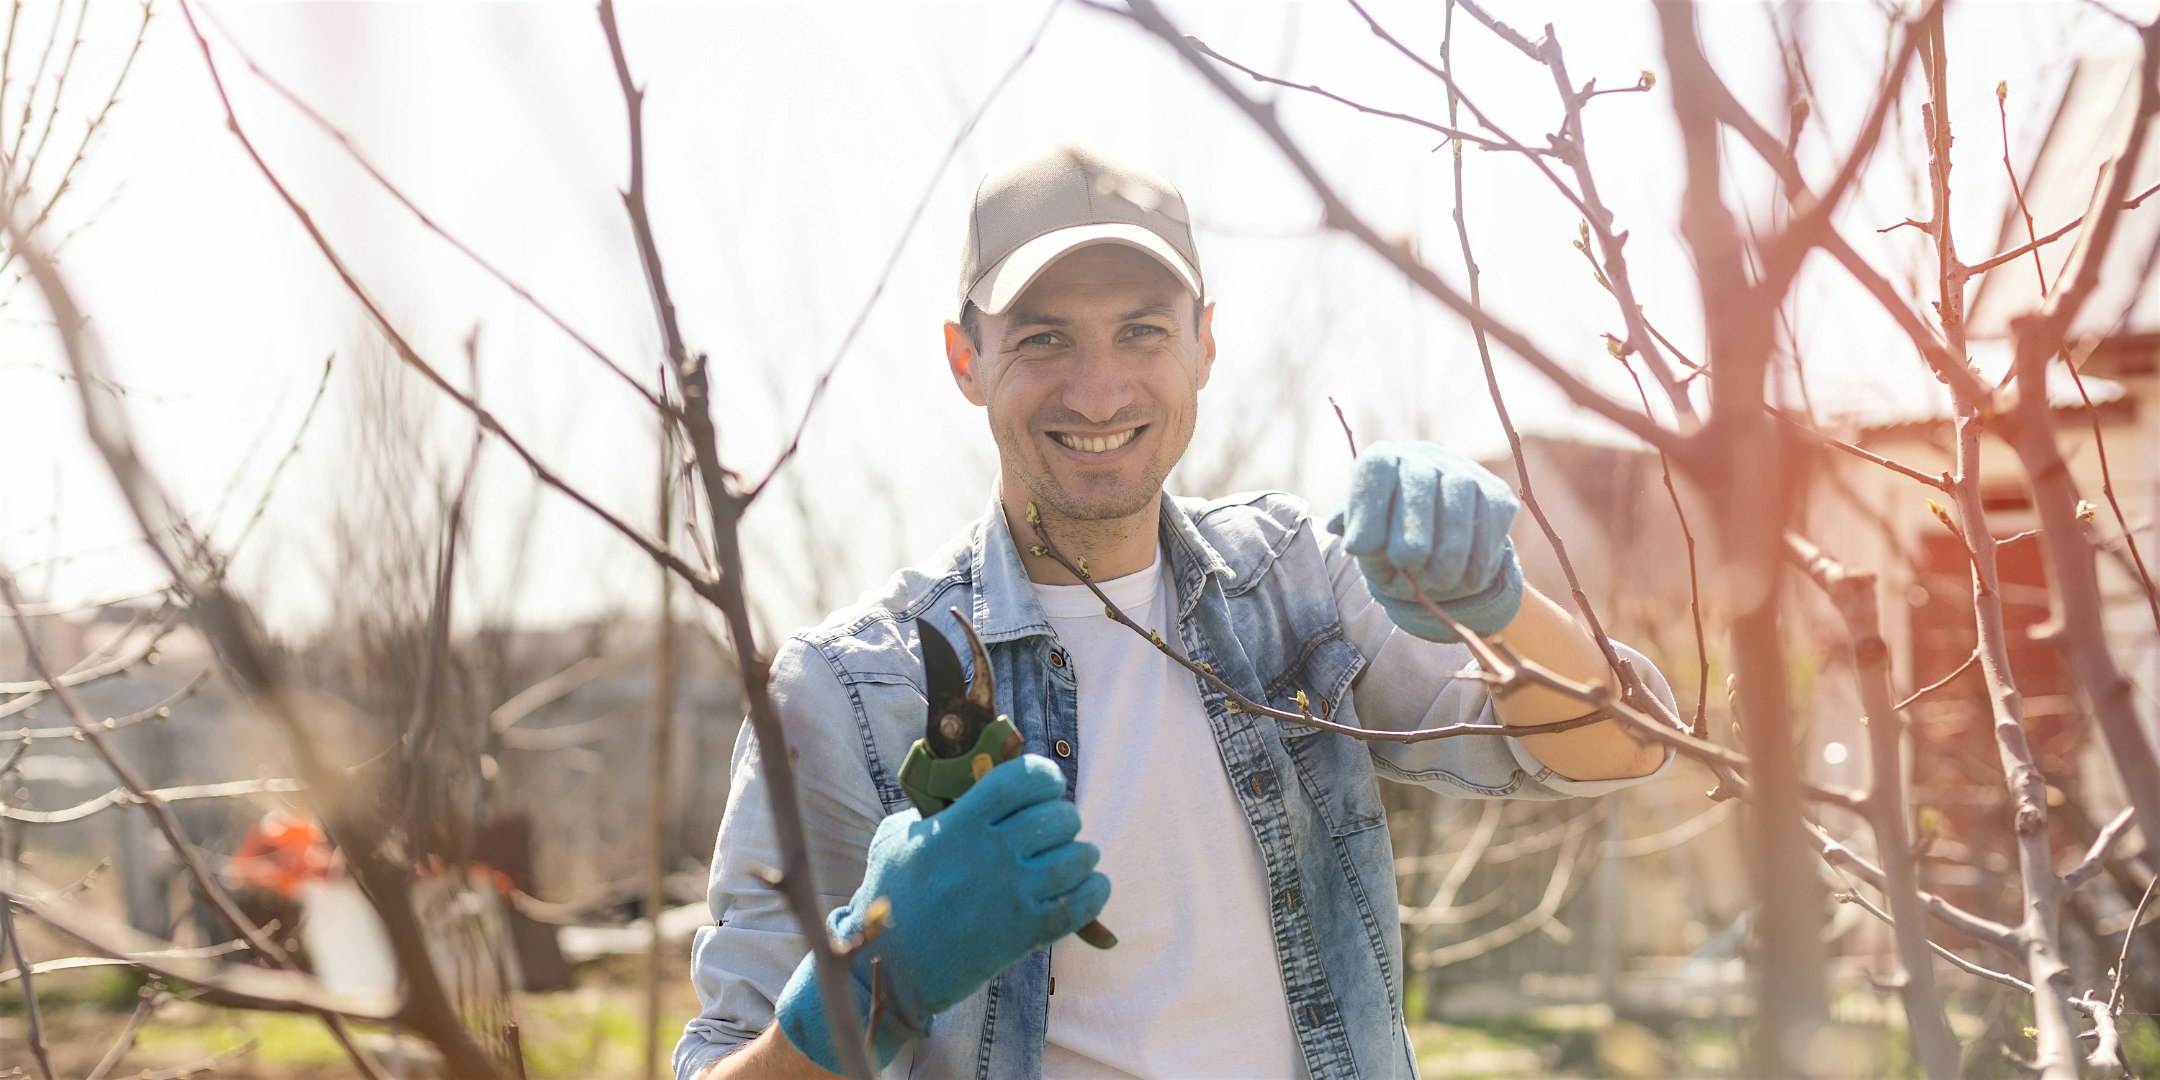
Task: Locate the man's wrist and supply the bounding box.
[773,936,917,1074]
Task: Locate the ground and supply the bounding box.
[10,956,2160,1077]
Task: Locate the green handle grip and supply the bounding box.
[898,718,1023,817]
[895,718,1116,949]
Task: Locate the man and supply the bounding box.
[676,142,1674,1079]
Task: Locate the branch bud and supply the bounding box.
[1025,502,1041,526]
[1996,80,2008,103]
[2076,499,2097,523]
[1029,545,1047,558]
[1638,69,1657,90]
[1075,555,1090,579]
[1294,689,1311,715]
[1925,499,1965,541]
[860,896,892,942]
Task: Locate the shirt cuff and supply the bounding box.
[1504,729,1674,797]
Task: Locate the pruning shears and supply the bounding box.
[898,607,1116,950]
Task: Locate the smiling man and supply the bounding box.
[675,142,1674,1080]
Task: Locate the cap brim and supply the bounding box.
[967,223,1202,316]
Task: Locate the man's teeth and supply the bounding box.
[1054,428,1139,453]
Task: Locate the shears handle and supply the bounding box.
[896,720,1116,950]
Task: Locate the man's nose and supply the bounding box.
[1061,343,1137,425]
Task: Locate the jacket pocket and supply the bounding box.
[1270,629,1382,837]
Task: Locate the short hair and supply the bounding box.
[957,296,1206,349]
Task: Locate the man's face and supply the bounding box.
[945,243,1216,523]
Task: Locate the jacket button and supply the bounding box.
[1054,739,1073,758]
[1048,650,1066,668]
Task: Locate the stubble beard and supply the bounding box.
[996,415,1186,550]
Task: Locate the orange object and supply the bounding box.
[228,811,333,898]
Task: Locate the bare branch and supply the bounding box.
[174,0,721,611]
[594,3,871,1073]
[2,941,247,985]
[2,776,302,825]
[1785,531,1958,1076]
[1437,0,1629,692]
[194,9,673,421]
[8,143,479,1078]
[1963,179,2160,277]
[749,0,1062,502]
[1097,0,1683,455]
[2065,807,2138,891]
[1894,649,1977,712]
[1182,33,1553,156]
[1027,511,1613,744]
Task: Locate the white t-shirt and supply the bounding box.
[1033,548,1307,1080]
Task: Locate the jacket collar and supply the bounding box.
[965,485,1234,645]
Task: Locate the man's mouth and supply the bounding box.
[1049,426,1144,455]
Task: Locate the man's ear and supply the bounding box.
[1194,300,1218,391]
[945,322,987,406]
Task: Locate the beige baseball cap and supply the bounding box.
[959,141,1204,317]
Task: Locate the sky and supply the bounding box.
[0,0,2151,638]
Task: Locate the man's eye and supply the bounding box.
[1125,324,1167,339]
[1021,332,1060,347]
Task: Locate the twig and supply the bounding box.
[1806,822,2018,949]
[1,941,247,984]
[1962,179,2160,277]
[84,984,159,1080]
[2109,873,2158,1016]
[0,836,56,1080]
[174,0,720,611]
[1769,408,1950,491]
[749,0,1062,502]
[0,668,204,743]
[7,0,87,206]
[1182,33,1553,156]
[1992,83,2160,644]
[1615,352,1708,736]
[2,776,302,825]
[1785,532,1959,1076]
[0,0,147,249]
[594,3,871,1074]
[2065,807,2137,891]
[1833,884,2032,993]
[132,1040,257,1080]
[194,11,672,421]
[8,150,464,1079]
[1096,0,1681,455]
[1437,0,1627,692]
[1917,12,2082,1069]
[1336,0,1590,223]
[1529,20,1692,416]
[1326,394,1357,457]
[1027,510,1612,744]
[1993,7,2160,881]
[1413,823,1592,968]
[0,606,176,694]
[1894,649,1978,712]
[221,352,337,562]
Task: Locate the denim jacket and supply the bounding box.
[676,489,1674,1079]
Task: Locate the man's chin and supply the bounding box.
[1028,477,1161,524]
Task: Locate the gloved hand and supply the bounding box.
[1326,441,1524,643]
[774,755,1109,1071]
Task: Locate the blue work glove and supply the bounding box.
[1325,441,1525,643]
[773,755,1109,1071]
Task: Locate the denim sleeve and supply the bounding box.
[1321,524,1676,799]
[672,635,886,1079]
